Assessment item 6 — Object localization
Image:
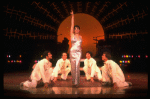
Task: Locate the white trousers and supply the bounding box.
[21,68,53,88]
[51,68,71,80]
[22,79,37,88]
[83,67,102,81]
[102,66,129,87]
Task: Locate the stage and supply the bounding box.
[4,71,147,98]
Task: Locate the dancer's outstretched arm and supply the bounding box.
[70,10,74,39]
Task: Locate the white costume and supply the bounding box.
[102,60,129,87]
[83,58,102,80]
[52,58,71,80]
[21,59,53,88]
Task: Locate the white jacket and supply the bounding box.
[53,58,71,77]
[30,58,52,83]
[84,58,100,77]
[104,60,125,83]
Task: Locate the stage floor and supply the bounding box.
[4,72,148,98]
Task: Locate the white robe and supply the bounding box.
[83,58,102,80]
[102,60,129,87]
[51,58,71,80]
[21,58,53,88]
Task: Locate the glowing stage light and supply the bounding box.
[14,60,16,63]
[132,55,133,58]
[122,55,124,58]
[11,60,13,63]
[124,55,126,58]
[128,60,130,63]
[120,64,122,66]
[17,60,19,63]
[128,55,131,58]
[126,55,128,58]
[138,55,140,58]
[41,55,43,57]
[7,55,8,58]
[125,60,127,63]
[122,60,124,63]
[145,55,148,58]
[19,55,22,58]
[9,55,11,58]
[57,13,104,57]
[120,60,122,63]
[35,60,37,63]
[19,60,22,63]
[8,60,10,63]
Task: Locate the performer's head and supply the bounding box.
[86,51,93,59]
[43,51,52,61]
[102,51,111,61]
[62,52,67,60]
[74,25,80,34]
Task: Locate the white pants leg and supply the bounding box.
[95,71,102,81]
[116,81,129,87]
[83,67,91,80]
[45,68,53,82]
[51,68,71,80]
[23,79,37,88]
[61,68,71,80]
[102,66,129,87]
[101,66,112,83]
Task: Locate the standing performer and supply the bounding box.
[70,10,82,87]
[83,51,102,82]
[20,51,53,88]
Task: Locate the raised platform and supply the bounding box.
[4,71,148,98]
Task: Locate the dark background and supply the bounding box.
[3,1,148,73]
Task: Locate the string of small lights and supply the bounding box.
[4,6,57,32]
[104,10,148,30]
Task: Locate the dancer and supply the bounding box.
[101,51,132,89]
[20,51,53,88]
[83,51,102,82]
[70,10,82,87]
[52,52,71,83]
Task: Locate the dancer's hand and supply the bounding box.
[90,78,94,83]
[70,10,74,15]
[113,83,119,90]
[44,83,49,88]
[53,77,57,83]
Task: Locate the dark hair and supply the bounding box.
[62,52,67,56]
[86,51,93,57]
[103,51,111,59]
[43,51,51,58]
[74,25,80,30]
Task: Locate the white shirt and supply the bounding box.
[84,58,99,77]
[31,58,52,83]
[53,58,71,72]
[104,60,125,83]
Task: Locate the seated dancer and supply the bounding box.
[20,51,53,88]
[101,51,132,88]
[83,51,102,82]
[52,52,71,83]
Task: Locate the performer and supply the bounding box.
[83,51,102,82]
[20,51,53,88]
[52,52,71,83]
[101,51,132,89]
[70,10,82,87]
